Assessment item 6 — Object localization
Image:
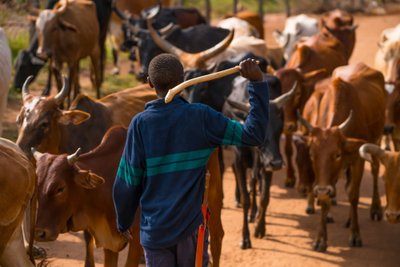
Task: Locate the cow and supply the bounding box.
[0,138,36,267]
[374,24,400,84]
[16,76,157,157]
[235,10,264,39]
[384,82,400,151]
[0,27,11,136]
[359,144,400,223]
[221,74,285,249]
[32,126,145,267]
[297,62,386,252]
[320,9,357,61]
[14,0,112,95]
[35,0,101,105]
[272,14,319,61]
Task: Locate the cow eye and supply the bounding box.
[40,121,49,130]
[335,153,342,161]
[56,186,65,195]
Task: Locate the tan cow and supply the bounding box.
[384,82,400,151]
[360,144,400,223]
[298,62,386,252]
[374,24,400,84]
[0,138,36,266]
[35,0,101,105]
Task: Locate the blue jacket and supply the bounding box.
[113,81,269,249]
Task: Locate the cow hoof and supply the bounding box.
[327,214,335,224]
[349,236,363,247]
[284,178,296,188]
[344,218,351,228]
[240,239,252,249]
[32,245,47,259]
[312,241,327,252]
[297,184,307,196]
[235,201,242,208]
[111,67,120,76]
[331,197,337,206]
[248,215,256,223]
[370,206,383,221]
[254,224,265,238]
[306,206,315,214]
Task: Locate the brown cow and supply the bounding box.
[33,126,143,267]
[321,9,357,61]
[33,126,224,267]
[35,0,101,104]
[298,62,386,252]
[359,144,400,223]
[274,68,327,187]
[0,138,36,266]
[16,76,157,156]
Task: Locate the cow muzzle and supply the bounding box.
[313,185,335,200]
[35,228,58,242]
[385,210,400,224]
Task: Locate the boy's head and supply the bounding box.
[148,54,184,97]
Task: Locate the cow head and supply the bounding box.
[360,144,400,223]
[33,148,104,241]
[321,9,357,61]
[385,82,400,136]
[16,76,90,157]
[299,112,365,205]
[35,0,75,60]
[13,46,46,90]
[275,68,326,133]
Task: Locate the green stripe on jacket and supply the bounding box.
[223,119,243,146]
[117,158,144,186]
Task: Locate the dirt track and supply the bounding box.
[7,10,400,267]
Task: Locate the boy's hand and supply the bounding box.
[239,58,263,82]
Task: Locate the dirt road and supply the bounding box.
[8,10,400,267]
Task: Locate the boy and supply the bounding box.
[113,54,269,266]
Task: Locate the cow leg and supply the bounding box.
[370,158,383,221]
[312,199,330,252]
[305,184,315,214]
[284,133,296,188]
[233,153,251,249]
[104,249,118,267]
[90,46,102,99]
[254,170,272,238]
[207,150,224,267]
[346,159,364,247]
[233,165,241,208]
[0,225,34,267]
[84,231,95,267]
[249,154,259,223]
[111,47,120,75]
[68,63,80,103]
[42,61,53,96]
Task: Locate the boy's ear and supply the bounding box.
[147,77,154,88]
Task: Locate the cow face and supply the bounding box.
[275,68,326,133]
[385,83,400,135]
[16,78,90,156]
[308,127,364,204]
[379,40,400,83]
[34,151,104,241]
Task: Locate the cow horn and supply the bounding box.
[359,143,385,163]
[67,147,82,165]
[297,110,314,133]
[147,16,234,68]
[54,76,69,105]
[338,110,353,132]
[269,81,297,108]
[55,0,68,14]
[226,99,250,113]
[31,147,44,161]
[143,3,161,20]
[22,76,34,102]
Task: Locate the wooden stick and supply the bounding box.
[164,65,241,103]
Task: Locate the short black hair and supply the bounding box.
[148,54,184,94]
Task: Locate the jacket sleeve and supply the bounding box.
[113,117,145,233]
[204,80,269,147]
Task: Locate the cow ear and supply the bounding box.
[58,19,78,32]
[74,169,105,189]
[59,110,90,125]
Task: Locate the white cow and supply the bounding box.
[375,24,400,84]
[0,28,12,137]
[273,14,319,61]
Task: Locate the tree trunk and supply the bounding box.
[176,0,183,6]
[258,0,264,20]
[233,0,238,14]
[205,0,211,23]
[284,0,291,17]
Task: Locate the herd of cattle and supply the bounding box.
[0,0,400,266]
